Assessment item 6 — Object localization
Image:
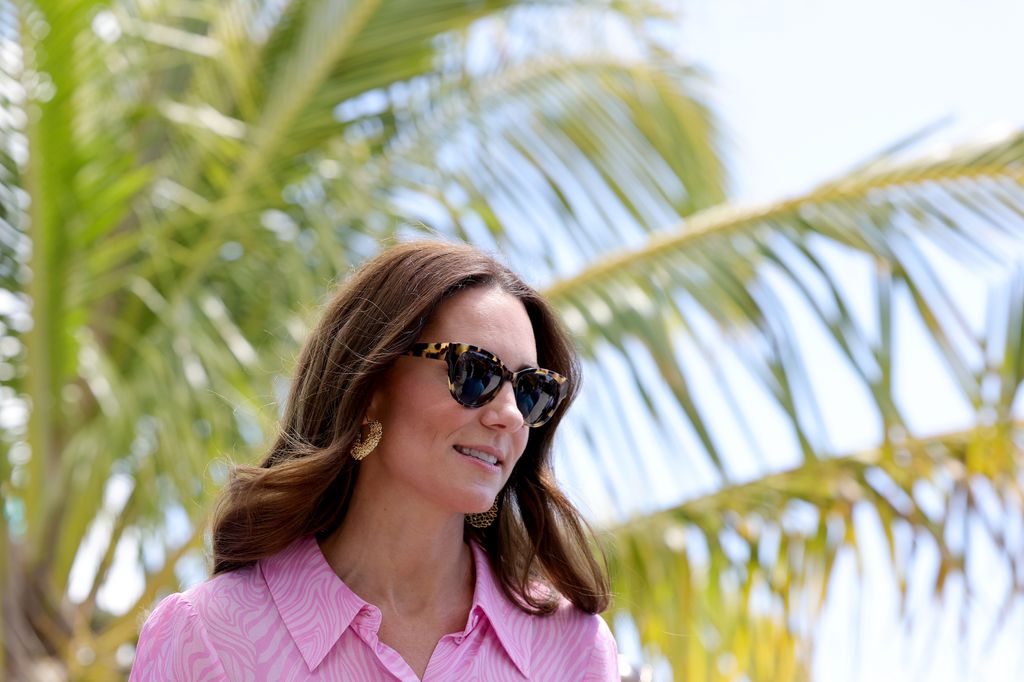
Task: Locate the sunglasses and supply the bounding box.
[403,342,568,427]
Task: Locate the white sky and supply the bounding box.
[677,0,1024,203]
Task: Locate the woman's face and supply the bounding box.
[365,285,537,515]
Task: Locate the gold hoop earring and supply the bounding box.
[350,419,382,461]
[466,500,498,529]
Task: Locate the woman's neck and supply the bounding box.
[317,488,474,618]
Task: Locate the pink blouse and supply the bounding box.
[130,536,619,680]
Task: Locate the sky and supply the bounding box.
[676,0,1024,205]
[649,1,1024,680]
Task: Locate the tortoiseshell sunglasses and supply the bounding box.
[403,342,568,427]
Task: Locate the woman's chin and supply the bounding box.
[460,493,498,515]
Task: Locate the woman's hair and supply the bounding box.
[210,240,610,615]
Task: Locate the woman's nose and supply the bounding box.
[481,382,525,430]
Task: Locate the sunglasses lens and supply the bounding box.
[514,372,562,426]
[450,350,502,406]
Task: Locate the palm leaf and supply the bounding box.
[541,132,1024,678]
[546,130,1024,491]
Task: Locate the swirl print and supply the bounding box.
[130,536,618,681]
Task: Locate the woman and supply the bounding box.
[131,241,618,681]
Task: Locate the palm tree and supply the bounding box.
[553,139,1024,677]
[2,0,1021,679]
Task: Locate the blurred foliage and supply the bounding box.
[2,0,1023,680]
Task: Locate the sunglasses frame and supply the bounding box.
[403,342,568,427]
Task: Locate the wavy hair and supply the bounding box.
[210,240,610,615]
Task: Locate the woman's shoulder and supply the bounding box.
[131,587,229,680]
[140,565,268,643]
[499,592,617,680]
[131,565,270,680]
[471,541,612,641]
[496,576,614,643]
[188,562,264,606]
[461,541,619,679]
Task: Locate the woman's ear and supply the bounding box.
[365,379,385,423]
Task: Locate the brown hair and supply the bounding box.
[210,240,610,615]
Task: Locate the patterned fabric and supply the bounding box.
[130,536,619,681]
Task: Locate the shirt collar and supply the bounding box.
[261,535,367,671]
[261,535,534,677]
[468,540,532,678]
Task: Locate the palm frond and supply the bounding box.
[546,130,1024,504]
[606,418,1024,680]
[373,55,726,272]
[542,132,1024,678]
